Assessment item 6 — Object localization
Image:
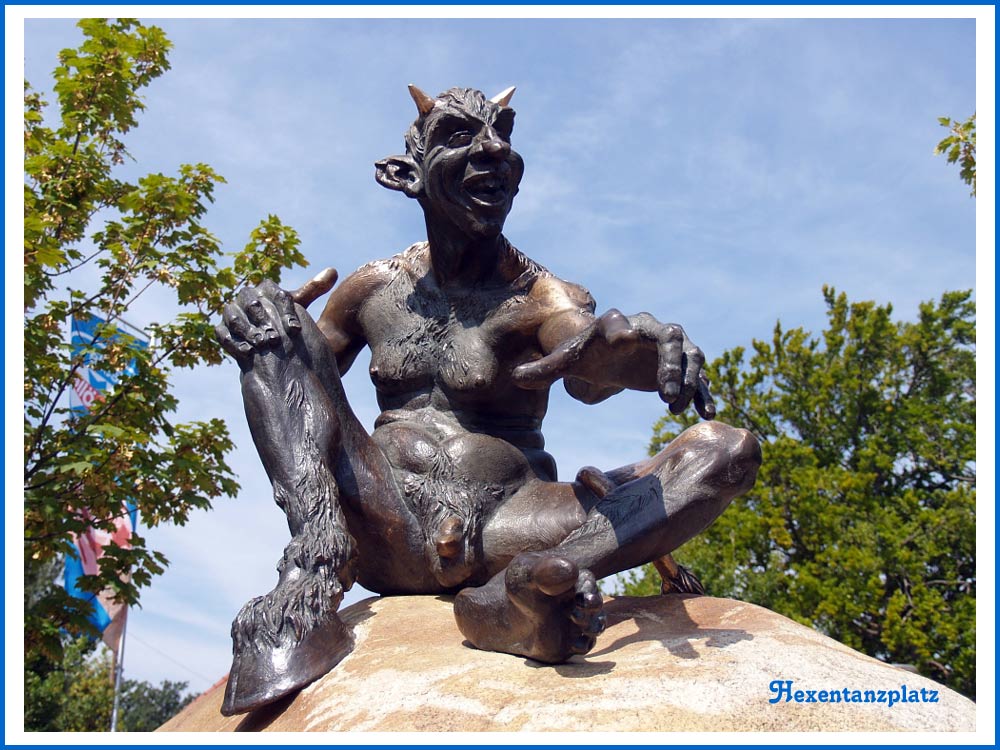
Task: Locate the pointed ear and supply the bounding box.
[375,154,422,197]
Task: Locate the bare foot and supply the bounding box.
[453,551,606,663]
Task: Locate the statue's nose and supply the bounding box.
[472,128,510,160]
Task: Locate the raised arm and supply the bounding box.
[315,262,391,376]
[516,277,716,419]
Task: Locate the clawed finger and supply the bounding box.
[264,281,301,333]
[291,267,338,309]
[223,300,258,346]
[656,325,684,402]
[626,314,686,402]
[670,346,705,414]
[694,374,717,420]
[243,297,281,345]
[214,323,252,360]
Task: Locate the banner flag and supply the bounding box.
[69,314,145,416]
[65,314,148,651]
[63,502,138,650]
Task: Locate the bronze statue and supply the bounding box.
[215,85,761,716]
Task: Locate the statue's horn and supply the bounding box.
[407,84,436,116]
[490,86,516,108]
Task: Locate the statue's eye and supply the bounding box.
[447,131,473,148]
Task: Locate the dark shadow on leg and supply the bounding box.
[454,421,760,668]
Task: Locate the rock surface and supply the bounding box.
[159,594,975,733]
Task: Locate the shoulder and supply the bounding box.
[350,242,427,291]
[504,241,596,314]
[530,271,596,316]
[316,242,426,336]
[332,242,427,303]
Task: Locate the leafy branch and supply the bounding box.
[23,19,308,666]
[935,113,976,196]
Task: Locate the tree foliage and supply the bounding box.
[117,675,196,731]
[623,288,976,698]
[23,18,307,662]
[24,637,195,732]
[934,113,976,196]
[25,638,115,732]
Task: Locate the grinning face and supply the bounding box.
[417,102,525,239]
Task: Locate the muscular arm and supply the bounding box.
[533,286,623,404]
[525,277,714,417]
[537,306,657,404]
[315,262,390,375]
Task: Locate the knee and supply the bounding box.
[687,420,761,462]
[675,421,762,494]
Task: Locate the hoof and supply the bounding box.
[654,554,706,595]
[221,613,353,716]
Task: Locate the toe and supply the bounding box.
[532,555,579,597]
[585,610,607,636]
[434,516,464,559]
[574,587,602,612]
[575,569,600,596]
[570,633,597,655]
[571,604,606,632]
[571,593,601,621]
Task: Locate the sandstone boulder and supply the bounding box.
[159,594,975,732]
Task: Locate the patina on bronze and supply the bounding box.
[215,85,762,716]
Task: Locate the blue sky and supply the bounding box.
[14,11,987,704]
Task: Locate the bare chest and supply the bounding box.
[361,275,540,397]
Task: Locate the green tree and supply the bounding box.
[25,638,114,732]
[117,677,196,731]
[23,18,306,667]
[623,288,976,698]
[935,113,976,196]
[24,636,196,731]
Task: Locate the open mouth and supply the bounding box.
[463,173,508,206]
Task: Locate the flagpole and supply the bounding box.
[110,610,128,732]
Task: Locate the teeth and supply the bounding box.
[464,175,506,203]
[466,174,500,188]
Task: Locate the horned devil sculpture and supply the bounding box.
[215,84,761,715]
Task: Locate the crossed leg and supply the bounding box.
[454,420,761,663]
